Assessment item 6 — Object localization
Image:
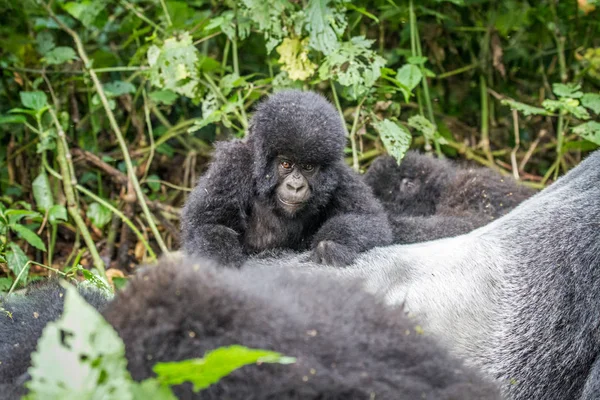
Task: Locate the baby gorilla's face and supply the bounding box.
[274,155,319,216]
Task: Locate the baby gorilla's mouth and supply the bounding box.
[278,196,305,207]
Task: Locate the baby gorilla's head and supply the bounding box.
[364,152,453,216]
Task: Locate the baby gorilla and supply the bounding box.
[0,258,500,399]
[363,152,535,243]
[182,90,392,267]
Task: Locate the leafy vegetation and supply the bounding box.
[0,0,598,286]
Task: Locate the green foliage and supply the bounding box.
[154,345,296,392]
[372,119,412,164]
[24,285,294,398]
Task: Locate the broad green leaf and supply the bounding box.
[408,115,447,145]
[104,81,136,97]
[147,33,200,99]
[318,36,385,100]
[6,209,43,225]
[0,277,13,292]
[20,91,48,112]
[153,345,296,392]
[62,0,108,28]
[87,202,112,229]
[43,46,78,65]
[581,93,600,114]
[36,31,55,55]
[25,284,130,400]
[552,83,583,99]
[305,0,347,53]
[0,115,27,124]
[48,205,68,225]
[149,90,178,105]
[10,224,47,251]
[573,121,600,145]
[276,37,316,81]
[542,98,590,119]
[372,119,412,164]
[501,99,551,116]
[32,172,54,212]
[6,242,29,286]
[396,64,422,102]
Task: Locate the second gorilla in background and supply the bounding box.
[364,152,535,243]
[182,90,392,267]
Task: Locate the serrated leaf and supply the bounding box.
[372,119,412,164]
[238,0,291,52]
[104,81,136,97]
[543,98,590,119]
[147,33,200,99]
[408,115,447,144]
[581,93,600,114]
[20,91,48,112]
[154,345,296,392]
[48,204,68,225]
[552,83,583,99]
[573,121,600,145]
[306,0,347,53]
[25,284,130,400]
[149,90,178,105]
[33,172,54,212]
[6,242,30,286]
[10,224,47,251]
[43,46,78,65]
[318,36,385,100]
[501,99,550,116]
[87,202,112,229]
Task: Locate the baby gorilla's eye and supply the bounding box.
[302,164,314,172]
[281,161,293,169]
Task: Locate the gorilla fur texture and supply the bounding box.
[181,90,392,267]
[363,152,535,243]
[0,258,499,400]
[309,149,600,399]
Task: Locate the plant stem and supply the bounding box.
[48,108,107,279]
[479,75,493,162]
[42,2,169,255]
[349,97,366,172]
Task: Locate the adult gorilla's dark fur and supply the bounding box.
[0,258,499,399]
[181,90,392,267]
[363,152,535,243]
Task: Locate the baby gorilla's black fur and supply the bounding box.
[363,152,535,243]
[0,258,499,399]
[181,90,392,267]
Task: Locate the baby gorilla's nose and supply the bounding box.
[286,179,306,193]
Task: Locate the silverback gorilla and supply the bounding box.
[181,90,392,267]
[285,149,599,399]
[0,259,499,399]
[363,152,535,243]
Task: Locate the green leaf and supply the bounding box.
[276,38,317,81]
[0,115,27,124]
[306,0,347,53]
[32,172,54,212]
[36,31,55,55]
[6,209,43,225]
[237,0,291,53]
[501,99,551,116]
[572,121,600,145]
[147,33,200,99]
[146,175,161,192]
[408,115,447,145]
[372,119,412,164]
[0,277,13,293]
[149,90,178,105]
[25,283,130,400]
[48,205,68,225]
[581,93,600,114]
[131,379,176,400]
[318,36,385,100]
[552,83,583,99]
[20,91,48,112]
[104,81,136,97]
[87,202,112,229]
[396,64,422,102]
[407,56,428,65]
[10,224,47,251]
[65,265,112,295]
[62,0,108,28]
[154,345,296,392]
[42,46,78,65]
[6,242,30,286]
[542,98,590,119]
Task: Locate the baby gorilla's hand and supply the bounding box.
[311,240,358,267]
